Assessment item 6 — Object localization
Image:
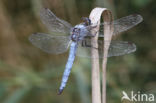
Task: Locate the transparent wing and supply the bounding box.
[29,33,71,54]
[107,41,136,57]
[77,38,136,58]
[112,14,143,35]
[40,8,72,35]
[88,14,143,37]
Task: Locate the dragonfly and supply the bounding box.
[29,8,143,94]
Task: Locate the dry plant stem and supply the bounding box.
[89,8,101,103]
[102,11,113,103]
[89,7,112,103]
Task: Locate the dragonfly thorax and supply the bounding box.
[71,24,88,42]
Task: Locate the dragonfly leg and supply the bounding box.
[88,32,97,37]
[81,40,98,49]
[81,40,91,47]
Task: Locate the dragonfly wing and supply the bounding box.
[29,33,71,54]
[40,8,72,35]
[98,14,143,37]
[108,41,136,57]
[77,38,136,58]
[112,14,143,35]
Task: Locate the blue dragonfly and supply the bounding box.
[29,8,143,94]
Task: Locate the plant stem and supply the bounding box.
[102,58,107,103]
[89,8,101,103]
[91,37,101,103]
[102,11,113,103]
[89,8,113,103]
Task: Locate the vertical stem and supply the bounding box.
[102,11,113,103]
[89,8,103,103]
[89,8,113,103]
[102,51,108,103]
[91,36,101,103]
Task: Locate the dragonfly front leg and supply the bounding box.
[81,40,98,49]
[81,40,92,47]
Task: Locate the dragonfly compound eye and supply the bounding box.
[82,17,91,26]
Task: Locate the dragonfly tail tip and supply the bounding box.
[58,89,64,95]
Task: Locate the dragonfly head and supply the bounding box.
[82,17,91,26]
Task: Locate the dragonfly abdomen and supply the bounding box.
[58,42,77,94]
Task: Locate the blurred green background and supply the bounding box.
[0,0,155,103]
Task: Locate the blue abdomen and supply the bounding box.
[58,42,77,94]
